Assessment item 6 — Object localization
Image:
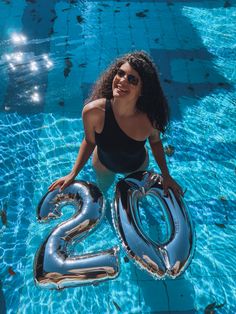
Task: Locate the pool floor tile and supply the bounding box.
[165,278,196,312]
[139,280,169,313]
[108,280,141,314]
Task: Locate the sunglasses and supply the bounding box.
[116,69,139,86]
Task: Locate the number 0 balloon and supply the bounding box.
[112,171,195,279]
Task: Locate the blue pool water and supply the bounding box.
[0,0,236,313]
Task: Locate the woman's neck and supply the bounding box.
[111,97,138,117]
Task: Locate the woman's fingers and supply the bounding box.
[48,184,57,192]
[172,184,183,198]
[163,185,169,197]
[48,183,55,191]
[59,179,72,192]
[48,182,54,190]
[163,178,185,198]
[48,180,62,191]
[176,184,184,196]
[163,191,168,197]
[48,175,74,192]
[59,182,67,192]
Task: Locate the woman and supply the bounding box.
[48,51,183,197]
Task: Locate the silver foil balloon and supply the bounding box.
[113,171,195,279]
[34,181,120,289]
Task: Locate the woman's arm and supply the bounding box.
[70,138,95,177]
[70,103,99,177]
[48,101,100,191]
[149,139,170,178]
[48,138,95,192]
[148,129,184,197]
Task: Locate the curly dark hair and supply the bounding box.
[86,51,169,133]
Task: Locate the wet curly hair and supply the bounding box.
[86,51,169,133]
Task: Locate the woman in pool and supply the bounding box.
[48,51,183,197]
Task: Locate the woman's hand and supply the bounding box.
[162,174,185,198]
[48,173,75,192]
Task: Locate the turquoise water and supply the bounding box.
[0,0,235,313]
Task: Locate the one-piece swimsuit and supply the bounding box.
[95,99,146,173]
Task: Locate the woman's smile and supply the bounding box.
[115,84,129,95]
[112,62,142,100]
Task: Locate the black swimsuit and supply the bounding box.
[95,99,146,173]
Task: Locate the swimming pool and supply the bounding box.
[0,0,235,313]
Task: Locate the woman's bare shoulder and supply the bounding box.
[82,98,106,116]
[82,98,106,131]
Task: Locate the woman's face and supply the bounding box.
[112,62,142,102]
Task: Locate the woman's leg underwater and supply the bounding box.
[92,148,149,227]
[92,147,116,193]
[92,147,116,228]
